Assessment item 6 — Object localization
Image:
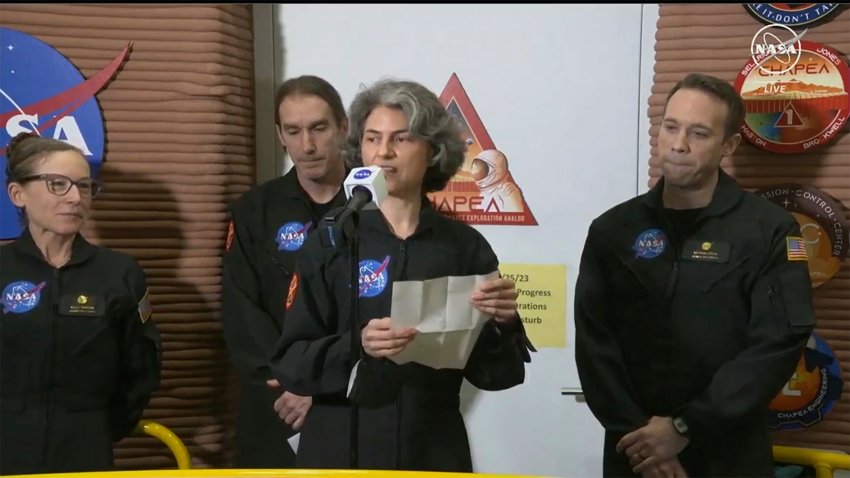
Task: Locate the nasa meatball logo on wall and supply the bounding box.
[0,27,129,240]
[430,73,537,226]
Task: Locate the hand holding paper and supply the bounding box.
[361,317,417,358]
[387,271,501,370]
[470,275,520,322]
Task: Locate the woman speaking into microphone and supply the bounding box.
[270,78,533,472]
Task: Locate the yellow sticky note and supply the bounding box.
[499,264,567,348]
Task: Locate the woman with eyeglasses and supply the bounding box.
[0,132,161,474]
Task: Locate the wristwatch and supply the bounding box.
[672,416,690,437]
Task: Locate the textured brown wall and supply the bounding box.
[1,3,255,468]
[648,4,849,453]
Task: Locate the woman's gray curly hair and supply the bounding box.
[344,78,466,193]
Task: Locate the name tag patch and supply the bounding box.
[681,240,730,263]
[59,294,104,316]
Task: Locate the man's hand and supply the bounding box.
[361,317,417,358]
[617,416,689,473]
[640,456,689,478]
[471,276,519,323]
[272,391,312,431]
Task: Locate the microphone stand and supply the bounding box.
[320,206,360,470]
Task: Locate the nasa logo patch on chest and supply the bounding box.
[276,221,312,252]
[1,280,46,314]
[633,228,668,260]
[359,256,391,298]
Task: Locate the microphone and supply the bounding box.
[335,165,387,471]
[319,166,387,249]
[343,166,388,212]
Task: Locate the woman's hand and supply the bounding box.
[471,277,519,323]
[361,317,417,358]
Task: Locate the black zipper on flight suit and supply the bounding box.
[655,212,683,409]
[43,267,60,464]
[268,253,290,275]
[766,282,784,321]
[658,213,682,301]
[394,240,409,470]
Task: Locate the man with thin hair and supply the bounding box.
[575,73,815,477]
[221,75,349,467]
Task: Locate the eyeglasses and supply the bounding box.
[20,174,102,198]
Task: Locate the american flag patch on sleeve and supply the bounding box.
[786,236,808,262]
[138,288,152,323]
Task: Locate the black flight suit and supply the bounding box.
[270,203,534,471]
[221,168,346,467]
[0,230,161,474]
[575,170,815,477]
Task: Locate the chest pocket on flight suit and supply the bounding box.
[679,239,750,294]
[678,241,752,370]
[609,246,667,340]
[764,269,817,329]
[55,293,120,408]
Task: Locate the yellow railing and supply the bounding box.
[6,441,847,477]
[774,445,850,478]
[7,471,547,477]
[136,420,191,470]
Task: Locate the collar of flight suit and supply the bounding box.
[359,196,441,239]
[280,166,310,201]
[641,168,745,220]
[281,164,352,203]
[10,227,98,268]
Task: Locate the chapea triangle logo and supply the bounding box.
[430,73,537,226]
